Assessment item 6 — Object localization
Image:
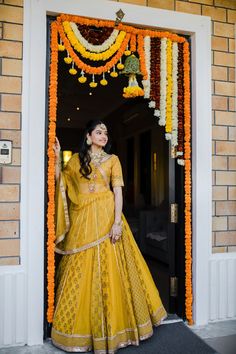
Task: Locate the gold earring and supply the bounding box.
[86,137,92,145]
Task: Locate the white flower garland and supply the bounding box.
[149,101,156,108]
[70,22,119,53]
[159,38,167,126]
[171,42,178,147]
[142,36,151,99]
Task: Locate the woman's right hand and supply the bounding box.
[53,137,61,160]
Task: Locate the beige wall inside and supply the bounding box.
[0,0,235,264]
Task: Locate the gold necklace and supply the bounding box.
[89,149,107,165]
[88,150,107,192]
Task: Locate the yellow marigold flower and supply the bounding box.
[78,76,87,83]
[124,50,131,56]
[100,79,108,86]
[117,63,124,70]
[110,71,118,78]
[64,57,72,64]
[58,44,65,51]
[69,68,77,75]
[89,82,97,88]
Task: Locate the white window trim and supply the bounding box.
[21,0,212,344]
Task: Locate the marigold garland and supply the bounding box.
[47,21,58,323]
[63,21,127,61]
[165,39,173,135]
[47,14,193,326]
[58,22,130,75]
[177,43,184,157]
[58,14,186,43]
[183,41,193,325]
[137,34,148,80]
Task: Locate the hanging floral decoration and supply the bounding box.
[46,13,193,326]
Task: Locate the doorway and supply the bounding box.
[44,15,186,336]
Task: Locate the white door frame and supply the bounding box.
[21,0,212,344]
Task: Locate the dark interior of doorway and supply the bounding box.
[44,16,186,338]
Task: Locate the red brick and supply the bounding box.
[213,22,235,38]
[203,6,226,22]
[229,39,235,53]
[2,58,22,77]
[229,157,236,170]
[215,82,235,97]
[212,246,228,253]
[0,239,20,257]
[189,0,212,4]
[229,128,236,142]
[215,0,236,9]
[212,155,227,169]
[0,112,20,129]
[0,202,20,220]
[3,23,23,41]
[120,0,146,5]
[2,166,21,183]
[212,66,227,81]
[214,51,235,67]
[0,257,20,265]
[211,36,228,51]
[229,187,236,200]
[148,0,174,10]
[212,125,227,140]
[213,216,227,231]
[0,4,23,23]
[227,9,236,23]
[0,130,21,147]
[216,172,236,185]
[4,0,23,5]
[0,220,19,237]
[215,231,236,246]
[212,96,228,110]
[1,94,22,112]
[229,98,235,112]
[176,1,201,15]
[0,40,22,58]
[216,141,236,155]
[0,76,21,94]
[212,186,227,200]
[228,68,235,82]
[215,111,236,125]
[0,185,19,201]
[229,216,236,229]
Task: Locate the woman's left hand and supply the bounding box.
[110,223,122,244]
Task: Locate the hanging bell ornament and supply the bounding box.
[121,54,144,98]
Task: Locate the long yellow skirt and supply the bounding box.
[52,191,167,353]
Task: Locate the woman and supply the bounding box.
[52,120,167,353]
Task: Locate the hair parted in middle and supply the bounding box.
[78,119,111,179]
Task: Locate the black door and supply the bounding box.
[116,101,185,318]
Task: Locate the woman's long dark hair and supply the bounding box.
[79,119,111,179]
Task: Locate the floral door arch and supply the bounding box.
[47,14,192,325]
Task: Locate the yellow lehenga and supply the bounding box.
[51,153,167,353]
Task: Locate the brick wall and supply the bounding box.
[0,0,23,265]
[117,0,236,253]
[0,0,235,264]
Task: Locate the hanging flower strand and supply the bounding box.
[165,38,173,139]
[63,21,127,61]
[70,22,120,53]
[183,40,193,326]
[47,21,58,323]
[58,22,131,75]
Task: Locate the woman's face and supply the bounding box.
[88,124,108,148]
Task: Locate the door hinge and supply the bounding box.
[170,276,178,297]
[170,203,178,223]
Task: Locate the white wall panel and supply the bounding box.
[209,258,236,322]
[0,273,26,348]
